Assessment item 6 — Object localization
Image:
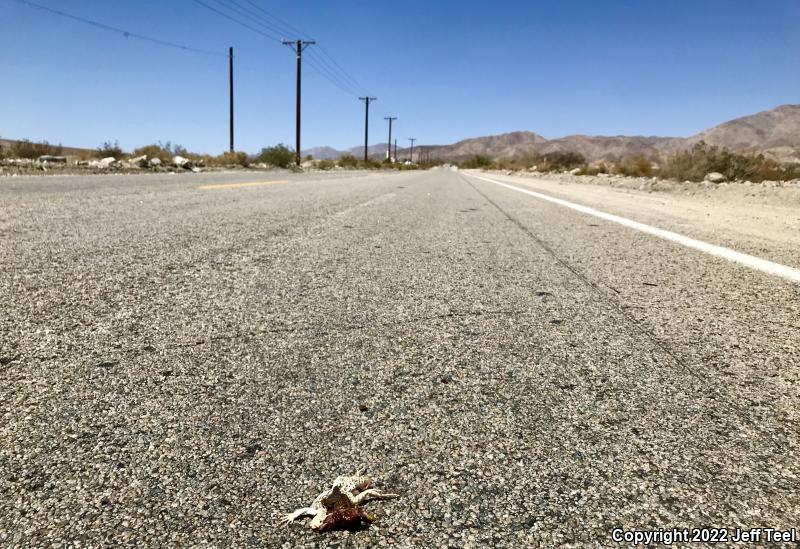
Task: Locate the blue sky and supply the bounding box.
[1,0,799,154]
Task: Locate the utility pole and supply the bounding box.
[282,39,316,165]
[384,117,397,162]
[229,47,234,152]
[394,139,397,162]
[408,137,416,163]
[358,97,377,162]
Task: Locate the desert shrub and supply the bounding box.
[359,159,382,169]
[460,155,493,169]
[518,153,545,170]
[315,159,336,170]
[172,144,190,158]
[538,151,586,172]
[132,144,167,161]
[577,161,611,175]
[210,151,248,166]
[132,142,181,162]
[337,154,358,168]
[492,153,544,171]
[493,157,520,171]
[659,142,794,182]
[577,164,602,175]
[256,144,295,168]
[97,140,124,158]
[614,154,654,177]
[9,139,63,158]
[490,151,581,172]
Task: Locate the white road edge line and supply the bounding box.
[469,174,800,285]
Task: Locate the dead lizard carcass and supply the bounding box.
[279,471,399,532]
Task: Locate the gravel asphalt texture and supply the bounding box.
[1,169,798,547]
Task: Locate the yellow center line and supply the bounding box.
[197,180,289,190]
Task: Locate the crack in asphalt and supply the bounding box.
[460,173,792,450]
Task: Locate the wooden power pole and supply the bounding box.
[283,39,316,165]
[359,97,377,162]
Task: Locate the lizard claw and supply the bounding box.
[277,507,317,529]
[277,514,295,528]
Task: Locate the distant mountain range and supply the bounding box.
[303,104,800,163]
[303,143,392,160]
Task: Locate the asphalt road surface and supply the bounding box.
[1,169,798,547]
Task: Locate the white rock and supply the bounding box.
[99,157,117,169]
[705,172,726,183]
[130,155,149,168]
[569,168,582,175]
[172,156,192,168]
[149,158,162,167]
[38,155,67,163]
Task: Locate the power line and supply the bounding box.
[304,54,362,97]
[307,51,364,95]
[212,0,286,39]
[241,0,311,40]
[213,0,366,95]
[12,0,227,57]
[239,1,375,97]
[315,45,365,92]
[195,0,370,97]
[191,0,282,43]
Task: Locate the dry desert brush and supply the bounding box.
[8,139,63,159]
[614,154,655,177]
[659,142,798,182]
[256,144,295,168]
